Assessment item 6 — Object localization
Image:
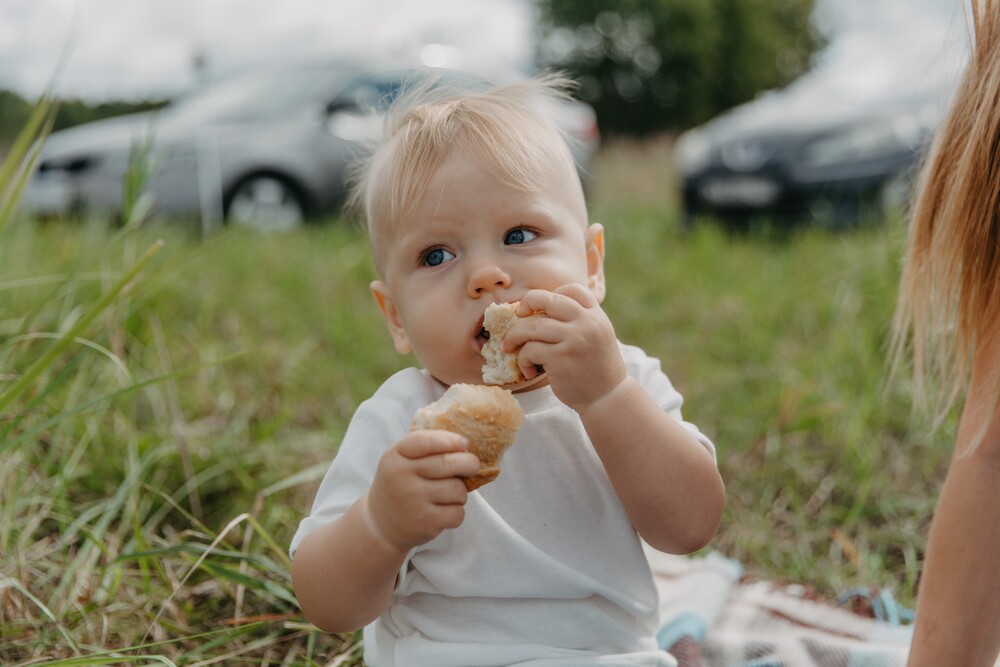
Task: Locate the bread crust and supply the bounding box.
[481,301,538,386]
[410,383,524,490]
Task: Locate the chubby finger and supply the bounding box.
[516,341,547,380]
[428,477,472,505]
[397,429,469,459]
[433,503,467,531]
[518,287,589,321]
[413,450,482,480]
[501,313,562,352]
[553,282,599,308]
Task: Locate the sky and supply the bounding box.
[0,0,536,101]
[0,0,968,102]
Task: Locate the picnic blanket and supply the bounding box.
[648,545,915,667]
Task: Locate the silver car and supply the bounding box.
[24,58,599,232]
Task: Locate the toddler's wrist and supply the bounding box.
[576,373,632,418]
[360,494,408,555]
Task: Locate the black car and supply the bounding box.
[674,37,961,228]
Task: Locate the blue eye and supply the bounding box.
[505,228,537,245]
[422,247,455,267]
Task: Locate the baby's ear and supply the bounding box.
[370,281,412,355]
[585,223,606,304]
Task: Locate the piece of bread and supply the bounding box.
[481,301,539,386]
[410,383,524,491]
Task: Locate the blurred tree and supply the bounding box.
[52,98,167,132]
[535,0,823,135]
[0,89,166,153]
[0,90,33,153]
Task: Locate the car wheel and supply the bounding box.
[225,175,305,232]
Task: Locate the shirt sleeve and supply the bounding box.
[289,368,440,556]
[620,342,717,462]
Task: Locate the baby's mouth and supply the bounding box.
[474,315,490,350]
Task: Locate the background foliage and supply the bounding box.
[0,89,165,154]
[535,0,823,134]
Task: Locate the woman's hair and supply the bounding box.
[891,0,1000,443]
[347,72,584,269]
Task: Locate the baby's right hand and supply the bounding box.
[366,430,480,552]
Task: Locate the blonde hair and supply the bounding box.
[347,72,585,270]
[891,0,1000,445]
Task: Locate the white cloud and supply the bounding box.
[0,0,535,100]
[815,0,963,35]
[811,0,968,95]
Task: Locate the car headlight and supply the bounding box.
[673,129,712,175]
[801,111,932,169]
[38,153,103,175]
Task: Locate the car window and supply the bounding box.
[323,72,416,143]
[324,68,512,142]
[170,68,350,123]
[336,71,422,112]
[335,68,498,112]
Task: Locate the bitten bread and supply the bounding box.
[410,383,524,491]
[481,301,539,386]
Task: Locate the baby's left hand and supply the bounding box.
[505,284,627,413]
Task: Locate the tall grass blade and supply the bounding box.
[49,441,173,614]
[0,97,59,234]
[118,545,289,574]
[0,239,164,417]
[0,576,79,652]
[0,91,58,192]
[0,351,249,455]
[121,129,159,229]
[142,512,253,644]
[35,656,178,667]
[199,561,298,606]
[4,333,132,380]
[0,9,75,234]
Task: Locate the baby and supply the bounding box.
[290,73,725,666]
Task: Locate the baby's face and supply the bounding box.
[370,149,601,387]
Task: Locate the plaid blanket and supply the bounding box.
[648,546,914,667]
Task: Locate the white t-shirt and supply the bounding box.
[291,342,716,667]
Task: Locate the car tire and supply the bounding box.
[224,175,306,232]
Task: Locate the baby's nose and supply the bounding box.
[468,263,511,296]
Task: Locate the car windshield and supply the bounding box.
[167,67,351,123]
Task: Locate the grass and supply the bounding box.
[0,136,953,664]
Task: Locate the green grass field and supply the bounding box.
[0,138,953,664]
